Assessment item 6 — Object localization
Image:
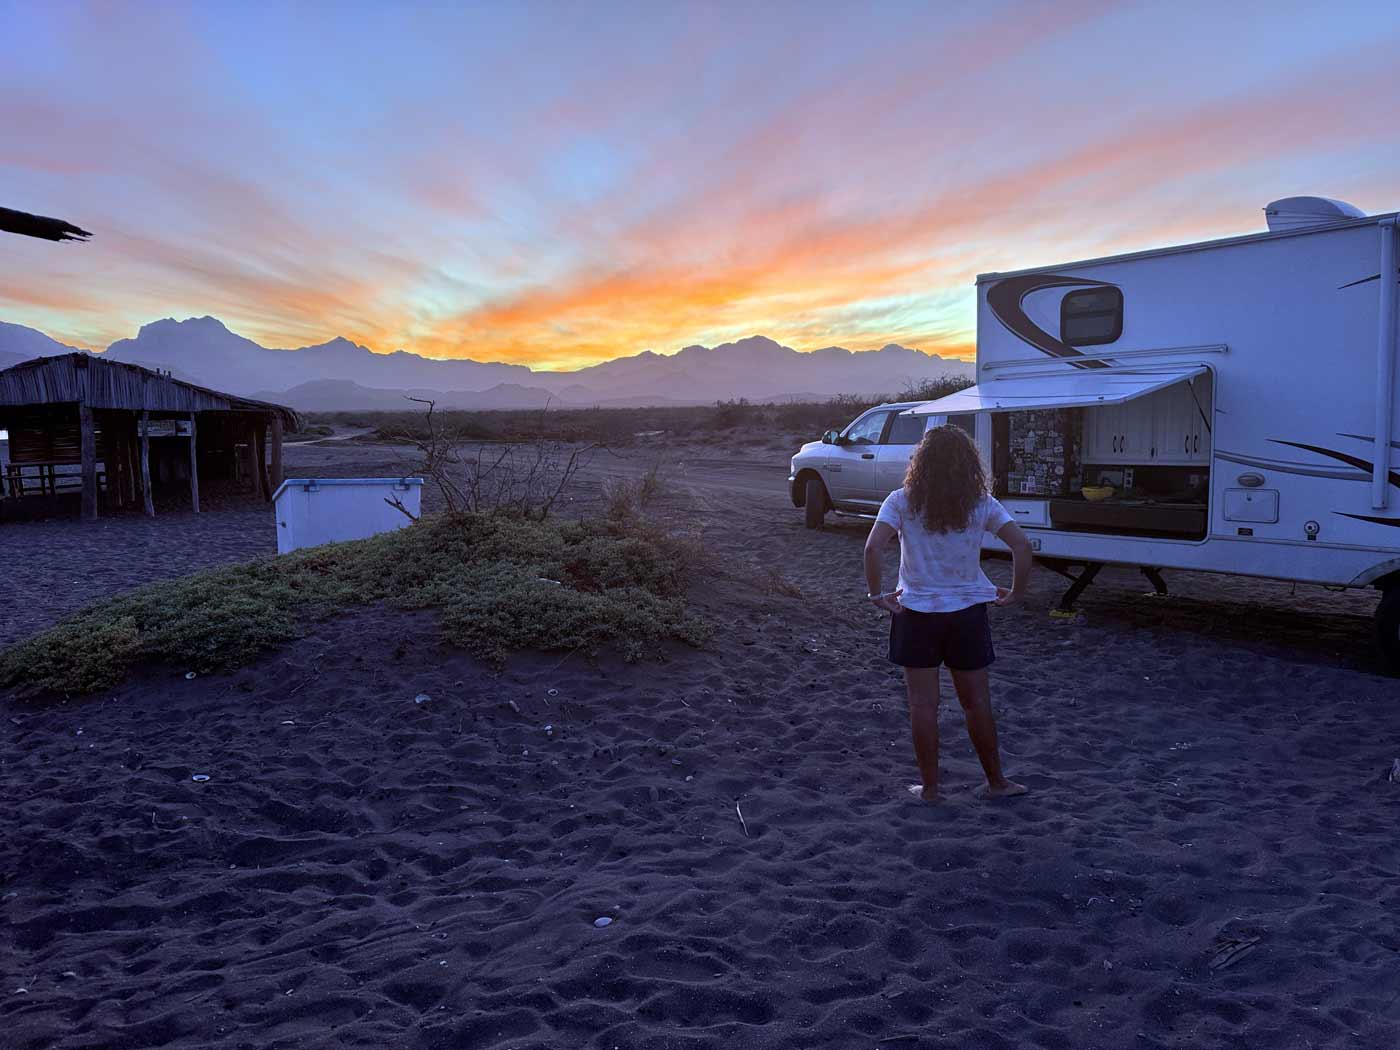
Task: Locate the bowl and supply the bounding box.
[1081,485,1115,502]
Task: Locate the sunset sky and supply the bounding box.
[3,1,1400,370]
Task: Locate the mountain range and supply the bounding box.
[0,316,972,409]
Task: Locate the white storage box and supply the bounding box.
[272,477,424,555]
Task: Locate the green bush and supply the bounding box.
[0,513,710,695]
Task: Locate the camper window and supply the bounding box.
[1061,286,1123,346]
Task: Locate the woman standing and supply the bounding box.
[863,424,1033,803]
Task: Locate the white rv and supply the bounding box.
[910,197,1400,668]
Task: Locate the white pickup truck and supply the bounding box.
[788,401,970,527]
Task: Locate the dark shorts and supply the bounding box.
[888,603,995,670]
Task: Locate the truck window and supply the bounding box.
[884,412,926,445]
[1061,286,1123,346]
[843,411,889,445]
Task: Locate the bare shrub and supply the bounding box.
[762,568,804,599]
[401,397,596,519]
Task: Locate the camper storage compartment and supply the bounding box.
[1001,498,1051,527]
[1049,498,1206,539]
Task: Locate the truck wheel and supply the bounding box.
[804,477,827,530]
[1377,588,1400,671]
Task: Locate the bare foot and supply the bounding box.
[977,779,1028,800]
[907,783,942,803]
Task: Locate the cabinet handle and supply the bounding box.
[1194,434,1200,453]
[1184,435,1189,454]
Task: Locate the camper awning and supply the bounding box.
[908,366,1209,415]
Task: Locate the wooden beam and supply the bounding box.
[188,413,200,513]
[79,402,97,521]
[140,411,154,516]
[269,414,284,492]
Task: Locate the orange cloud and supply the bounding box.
[401,42,1400,370]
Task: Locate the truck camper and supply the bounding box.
[909,196,1400,668]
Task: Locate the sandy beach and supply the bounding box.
[3,437,1397,1049]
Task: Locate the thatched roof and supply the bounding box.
[0,206,91,242]
[0,353,299,428]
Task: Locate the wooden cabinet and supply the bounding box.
[1084,401,1153,461]
[1082,375,1211,465]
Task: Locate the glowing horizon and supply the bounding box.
[3,2,1399,371]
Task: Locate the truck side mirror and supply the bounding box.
[821,429,842,445]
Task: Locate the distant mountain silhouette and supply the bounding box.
[1,317,973,409]
[0,321,89,365]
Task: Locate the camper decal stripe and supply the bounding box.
[1339,433,1400,450]
[1338,267,1400,290]
[1338,513,1400,528]
[986,274,1112,370]
[1268,439,1400,492]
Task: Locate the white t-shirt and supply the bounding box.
[875,489,1013,613]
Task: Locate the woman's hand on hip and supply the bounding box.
[870,589,904,614]
[993,586,1022,607]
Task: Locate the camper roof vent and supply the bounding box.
[1264,196,1366,232]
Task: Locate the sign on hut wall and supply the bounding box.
[139,419,193,438]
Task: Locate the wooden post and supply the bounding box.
[245,419,257,491]
[269,414,284,492]
[126,418,138,504]
[108,424,123,510]
[140,410,154,516]
[79,402,97,521]
[252,419,271,501]
[188,413,200,513]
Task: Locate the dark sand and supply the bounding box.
[3,439,1398,1048]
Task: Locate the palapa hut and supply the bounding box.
[0,353,299,521]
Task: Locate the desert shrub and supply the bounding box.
[898,376,973,403]
[372,411,501,444]
[600,463,667,521]
[709,398,756,430]
[761,568,804,599]
[0,513,709,695]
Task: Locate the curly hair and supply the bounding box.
[904,424,988,533]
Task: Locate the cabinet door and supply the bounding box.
[1083,404,1121,461]
[1152,383,1194,464]
[1187,372,1212,462]
[1154,378,1212,464]
[1118,400,1153,460]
